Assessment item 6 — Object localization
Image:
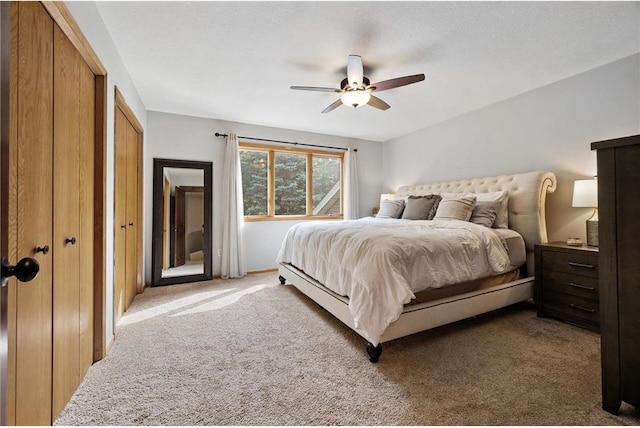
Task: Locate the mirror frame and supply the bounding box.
[152,158,213,286]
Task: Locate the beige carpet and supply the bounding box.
[55,272,639,426]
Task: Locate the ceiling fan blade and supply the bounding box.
[290,86,341,93]
[367,95,390,111]
[347,55,364,87]
[322,99,343,114]
[369,74,425,92]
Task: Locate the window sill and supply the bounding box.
[244,215,344,223]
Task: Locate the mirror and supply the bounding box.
[152,158,212,286]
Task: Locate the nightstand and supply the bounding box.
[534,242,600,332]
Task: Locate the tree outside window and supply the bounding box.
[239,144,343,220]
[239,150,268,216]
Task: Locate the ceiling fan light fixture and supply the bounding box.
[291,55,425,113]
[340,90,370,108]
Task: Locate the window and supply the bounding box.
[239,143,344,220]
[240,150,268,215]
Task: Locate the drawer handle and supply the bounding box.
[568,262,595,269]
[569,282,595,291]
[569,303,596,314]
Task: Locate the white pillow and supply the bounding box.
[433,196,477,221]
[442,190,509,228]
[377,199,405,219]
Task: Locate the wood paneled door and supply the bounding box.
[4,2,107,425]
[113,88,143,325]
[51,22,95,418]
[11,3,54,424]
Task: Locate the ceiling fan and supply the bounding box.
[290,55,425,113]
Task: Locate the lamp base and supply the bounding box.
[586,208,598,247]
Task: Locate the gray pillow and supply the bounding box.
[401,195,442,220]
[377,199,405,219]
[442,190,509,229]
[470,200,501,228]
[433,196,477,221]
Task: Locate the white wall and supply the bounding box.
[65,2,147,347]
[382,54,640,243]
[145,112,383,280]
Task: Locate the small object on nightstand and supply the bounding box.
[566,237,582,246]
[534,241,599,332]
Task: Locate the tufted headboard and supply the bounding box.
[394,170,557,275]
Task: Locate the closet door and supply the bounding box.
[78,52,95,378]
[9,2,100,424]
[52,23,81,419]
[125,119,138,308]
[12,2,53,424]
[51,21,95,421]
[114,107,127,323]
[115,102,141,320]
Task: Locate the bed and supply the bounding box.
[277,170,557,362]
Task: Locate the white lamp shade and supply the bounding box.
[572,179,598,208]
[341,90,371,108]
[380,193,395,207]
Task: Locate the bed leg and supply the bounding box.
[366,342,383,363]
[278,275,286,285]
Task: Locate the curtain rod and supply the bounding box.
[214,133,356,152]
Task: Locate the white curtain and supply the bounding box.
[221,133,246,278]
[344,148,359,220]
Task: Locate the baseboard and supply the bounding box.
[247,267,278,275]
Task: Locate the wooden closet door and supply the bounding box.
[52,24,81,419]
[12,2,53,424]
[114,107,127,323]
[125,120,137,308]
[78,48,95,379]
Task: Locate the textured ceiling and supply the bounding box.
[95,1,640,142]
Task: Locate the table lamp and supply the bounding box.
[572,179,598,246]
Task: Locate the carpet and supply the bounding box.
[55,272,640,426]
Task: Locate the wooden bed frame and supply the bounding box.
[278,170,557,362]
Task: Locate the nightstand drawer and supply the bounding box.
[542,251,599,278]
[543,290,600,328]
[535,242,600,332]
[542,270,599,300]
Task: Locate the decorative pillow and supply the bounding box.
[442,190,509,228]
[377,199,405,219]
[433,196,477,221]
[470,200,501,228]
[401,194,442,220]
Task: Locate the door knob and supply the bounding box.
[35,245,50,255]
[121,224,126,229]
[64,237,77,245]
[1,257,40,286]
[129,222,134,226]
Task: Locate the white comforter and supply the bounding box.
[276,217,511,345]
